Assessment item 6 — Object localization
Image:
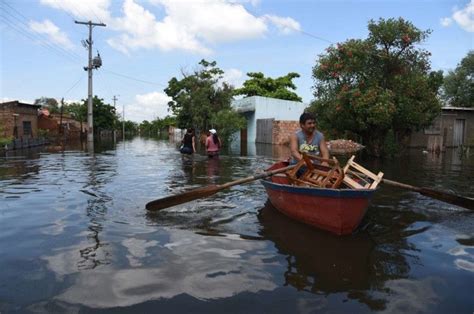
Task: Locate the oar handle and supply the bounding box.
[382,178,421,192]
[218,164,296,190]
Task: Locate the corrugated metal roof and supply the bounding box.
[0,100,41,108]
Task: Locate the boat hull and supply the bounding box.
[261,162,377,235]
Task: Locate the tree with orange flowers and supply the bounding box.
[311,18,443,156]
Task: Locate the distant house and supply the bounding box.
[232,96,307,145]
[0,101,41,139]
[409,107,474,150]
[38,110,85,139]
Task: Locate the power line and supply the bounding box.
[0,15,81,64]
[298,30,334,45]
[102,69,166,87]
[1,1,83,62]
[63,74,85,97]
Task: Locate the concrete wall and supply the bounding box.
[232,96,307,143]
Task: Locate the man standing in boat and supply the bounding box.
[290,112,329,163]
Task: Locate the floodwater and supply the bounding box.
[1,137,473,313]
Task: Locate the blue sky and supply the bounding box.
[1,0,473,122]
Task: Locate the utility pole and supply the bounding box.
[75,20,106,145]
[112,95,118,108]
[112,95,118,143]
[122,105,125,141]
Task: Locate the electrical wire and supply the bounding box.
[102,69,166,87]
[1,1,83,62]
[0,15,81,64]
[63,74,85,97]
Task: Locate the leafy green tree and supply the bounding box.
[165,59,244,141]
[443,51,474,107]
[64,102,87,124]
[310,18,443,156]
[123,120,139,134]
[139,120,152,136]
[65,96,120,133]
[139,116,177,136]
[34,97,60,113]
[234,72,302,101]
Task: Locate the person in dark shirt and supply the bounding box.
[180,128,196,155]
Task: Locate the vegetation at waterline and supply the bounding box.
[164,59,245,142]
[139,116,176,136]
[310,18,443,156]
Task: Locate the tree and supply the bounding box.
[65,96,120,133]
[165,60,244,141]
[123,120,139,134]
[34,97,59,113]
[139,116,176,136]
[64,102,87,123]
[443,51,474,107]
[310,18,443,156]
[234,72,302,101]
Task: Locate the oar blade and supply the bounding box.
[420,188,474,211]
[146,185,219,211]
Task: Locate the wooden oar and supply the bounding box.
[146,164,296,211]
[382,178,474,211]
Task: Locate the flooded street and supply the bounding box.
[1,137,473,313]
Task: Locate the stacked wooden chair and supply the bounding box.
[286,153,344,189]
[285,154,383,190]
[342,156,383,189]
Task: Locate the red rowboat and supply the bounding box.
[261,161,377,235]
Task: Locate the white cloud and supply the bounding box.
[108,0,269,54]
[125,91,172,122]
[41,0,300,55]
[263,14,301,34]
[452,0,474,32]
[442,0,474,32]
[40,0,111,22]
[28,19,75,50]
[440,17,452,27]
[220,68,244,87]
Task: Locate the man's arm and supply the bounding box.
[319,137,330,160]
[290,133,302,161]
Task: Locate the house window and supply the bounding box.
[424,117,441,135]
[23,121,32,136]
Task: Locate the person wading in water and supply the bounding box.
[206,129,222,158]
[180,128,196,155]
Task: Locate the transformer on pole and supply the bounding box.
[74,20,106,144]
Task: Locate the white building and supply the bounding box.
[232,96,308,144]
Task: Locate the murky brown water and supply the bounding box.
[1,137,473,313]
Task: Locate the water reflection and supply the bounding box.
[40,229,278,310]
[1,138,473,313]
[77,146,118,270]
[259,203,374,290]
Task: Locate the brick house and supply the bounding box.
[0,101,41,139]
[38,110,85,139]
